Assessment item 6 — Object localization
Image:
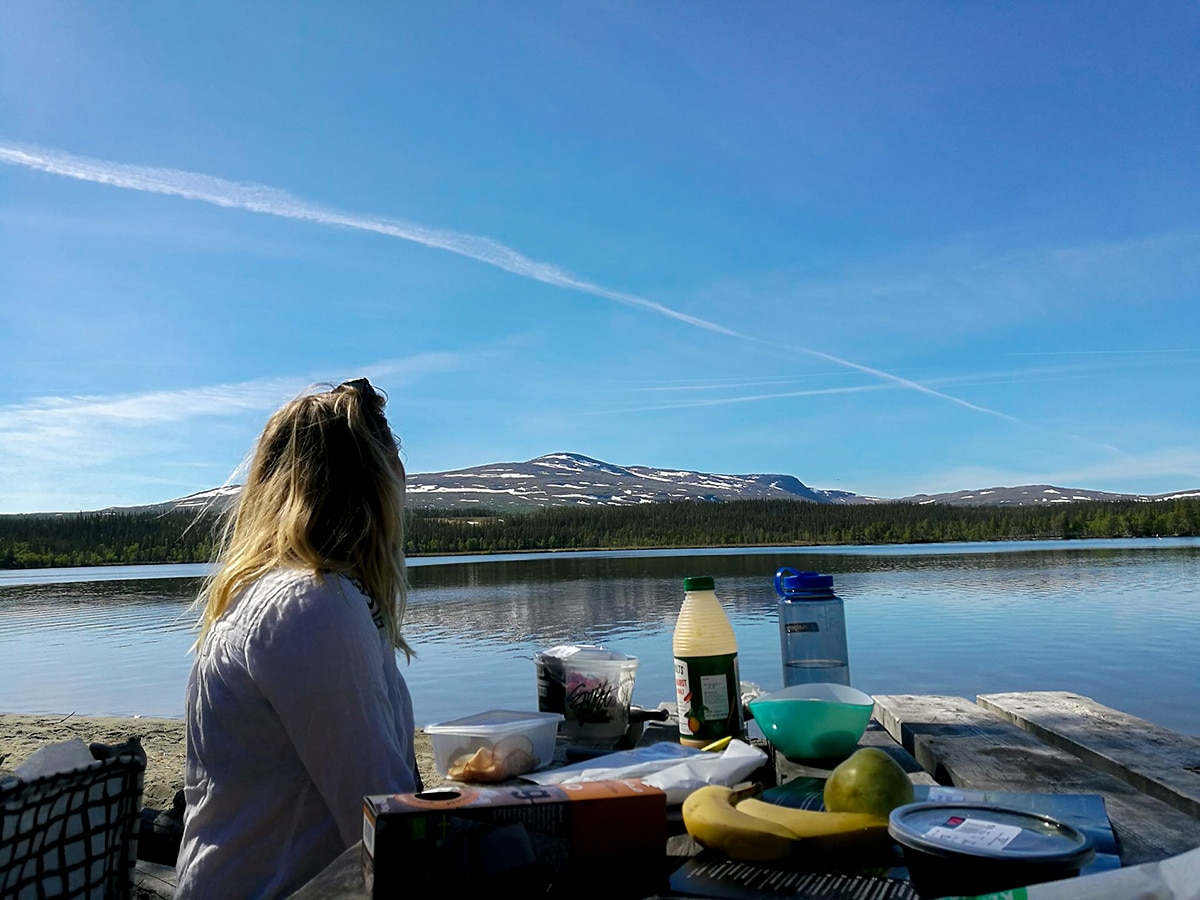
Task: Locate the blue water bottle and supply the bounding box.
[775,568,851,687]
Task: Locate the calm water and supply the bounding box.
[1,539,1197,735]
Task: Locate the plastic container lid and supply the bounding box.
[425,709,563,735]
[535,645,633,663]
[889,802,1095,865]
[683,575,715,592]
[775,568,834,596]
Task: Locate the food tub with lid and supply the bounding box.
[888,801,1095,897]
[425,710,563,782]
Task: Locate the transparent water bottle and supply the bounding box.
[775,567,850,687]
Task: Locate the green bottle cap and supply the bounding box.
[683,575,716,592]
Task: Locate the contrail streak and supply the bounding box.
[594,383,895,415]
[598,364,1096,414]
[1,142,1020,423]
[0,144,738,338]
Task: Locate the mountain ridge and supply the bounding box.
[113,451,1200,515]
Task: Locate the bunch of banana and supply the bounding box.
[681,784,891,862]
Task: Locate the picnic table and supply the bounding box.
[136,691,1200,897]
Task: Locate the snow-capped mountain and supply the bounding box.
[403,451,876,510]
[402,454,1195,510]
[164,485,243,510]
[113,452,1196,514]
[899,485,1200,507]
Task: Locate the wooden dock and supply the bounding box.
[871,691,1200,866]
[136,691,1200,897]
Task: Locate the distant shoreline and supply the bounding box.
[4,533,1200,575]
[5,495,1199,570]
[7,494,1200,571]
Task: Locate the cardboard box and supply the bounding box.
[362,779,666,897]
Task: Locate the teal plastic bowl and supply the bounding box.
[748,683,874,760]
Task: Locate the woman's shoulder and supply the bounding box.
[240,566,360,598]
[234,568,372,634]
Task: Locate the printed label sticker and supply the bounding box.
[925,817,1023,851]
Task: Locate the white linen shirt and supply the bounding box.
[175,568,417,899]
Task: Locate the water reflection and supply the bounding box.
[400,542,1199,732]
[0,578,200,716]
[0,540,1196,733]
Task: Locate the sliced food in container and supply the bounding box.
[425,709,563,783]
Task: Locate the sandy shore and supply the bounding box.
[0,713,442,811]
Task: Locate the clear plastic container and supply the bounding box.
[563,654,639,746]
[535,645,639,746]
[775,568,850,687]
[535,644,595,715]
[425,710,563,782]
[673,575,742,748]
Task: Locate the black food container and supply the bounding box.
[889,802,1095,898]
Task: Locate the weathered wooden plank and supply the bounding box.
[978,691,1200,821]
[873,694,1200,865]
[133,860,177,899]
[872,694,1012,750]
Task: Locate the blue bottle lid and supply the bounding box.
[774,567,834,597]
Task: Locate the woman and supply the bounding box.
[176,379,420,899]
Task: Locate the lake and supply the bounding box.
[1,538,1197,736]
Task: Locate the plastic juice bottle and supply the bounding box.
[673,575,743,748]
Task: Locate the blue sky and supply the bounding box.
[2,3,1198,513]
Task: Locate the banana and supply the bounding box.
[682,785,896,863]
[682,785,800,861]
[735,797,891,855]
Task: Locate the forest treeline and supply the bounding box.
[2,497,1199,569]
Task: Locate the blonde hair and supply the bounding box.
[197,379,413,659]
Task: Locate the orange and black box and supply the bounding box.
[362,779,667,898]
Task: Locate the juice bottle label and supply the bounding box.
[674,652,741,744]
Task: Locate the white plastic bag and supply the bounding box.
[641,739,768,805]
[954,844,1200,900]
[524,740,702,787]
[14,739,94,779]
[524,738,767,806]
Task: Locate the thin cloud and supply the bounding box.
[0,377,305,475]
[1,142,1025,425]
[705,229,1200,345]
[1050,447,1200,487]
[0,354,465,454]
[0,354,469,511]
